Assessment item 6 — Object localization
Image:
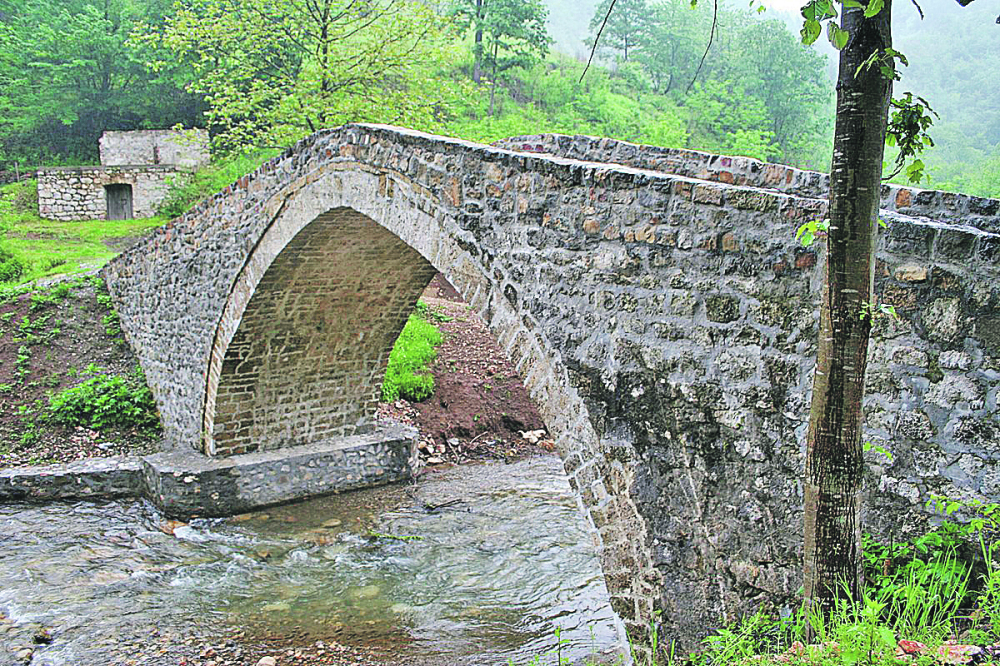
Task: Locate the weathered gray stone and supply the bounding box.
[0,457,143,501]
[143,421,417,517]
[0,422,416,518]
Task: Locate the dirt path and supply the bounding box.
[377,274,551,467]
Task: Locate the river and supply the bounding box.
[0,455,622,666]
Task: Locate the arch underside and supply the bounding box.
[209,208,436,457]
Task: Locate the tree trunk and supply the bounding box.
[489,42,498,116]
[802,0,893,610]
[473,0,484,84]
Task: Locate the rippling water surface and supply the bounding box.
[0,455,620,665]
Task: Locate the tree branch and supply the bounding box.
[685,0,717,93]
[580,0,616,83]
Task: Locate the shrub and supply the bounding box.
[381,312,443,403]
[157,151,277,219]
[10,179,38,215]
[47,367,159,433]
[0,244,24,283]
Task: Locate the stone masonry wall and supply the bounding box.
[495,134,1000,230]
[37,166,177,220]
[100,129,210,168]
[104,124,1000,653]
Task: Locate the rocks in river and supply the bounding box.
[256,656,277,666]
[158,519,187,535]
[321,544,348,560]
[349,584,380,600]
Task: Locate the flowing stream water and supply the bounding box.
[0,455,621,665]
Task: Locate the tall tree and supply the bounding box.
[801,0,893,609]
[798,0,977,611]
[452,0,551,115]
[588,0,648,62]
[151,0,465,152]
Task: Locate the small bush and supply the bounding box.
[47,367,159,433]
[381,312,443,403]
[0,244,24,283]
[10,179,38,215]
[157,151,277,219]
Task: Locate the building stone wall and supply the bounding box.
[100,129,210,168]
[37,128,208,221]
[36,166,176,220]
[103,124,1000,654]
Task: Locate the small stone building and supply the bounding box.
[37,129,210,221]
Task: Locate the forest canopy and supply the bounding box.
[0,0,995,198]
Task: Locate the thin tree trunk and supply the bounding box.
[489,42,498,116]
[802,0,893,610]
[473,0,484,84]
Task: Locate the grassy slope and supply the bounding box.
[0,179,167,284]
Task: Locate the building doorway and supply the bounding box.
[105,184,134,220]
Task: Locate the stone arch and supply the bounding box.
[204,207,437,456]
[189,158,656,644]
[202,166,594,466]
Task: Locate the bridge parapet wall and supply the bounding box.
[105,124,1000,652]
[496,134,1000,232]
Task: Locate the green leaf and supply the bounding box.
[801,19,822,46]
[864,0,885,17]
[827,23,849,50]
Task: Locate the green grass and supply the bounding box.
[0,179,168,283]
[381,304,444,403]
[0,151,275,287]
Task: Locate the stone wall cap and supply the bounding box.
[0,455,143,478]
[37,165,184,174]
[145,420,417,473]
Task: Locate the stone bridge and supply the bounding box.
[104,124,1000,651]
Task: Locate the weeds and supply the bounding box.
[414,299,453,323]
[157,150,277,219]
[29,282,73,310]
[685,500,1000,666]
[94,282,123,342]
[381,308,443,403]
[46,365,159,434]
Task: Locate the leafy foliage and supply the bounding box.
[0,244,24,284]
[381,309,443,403]
[0,0,203,164]
[148,0,468,153]
[452,0,551,89]
[47,366,159,433]
[589,0,647,62]
[157,150,277,219]
[582,0,834,165]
